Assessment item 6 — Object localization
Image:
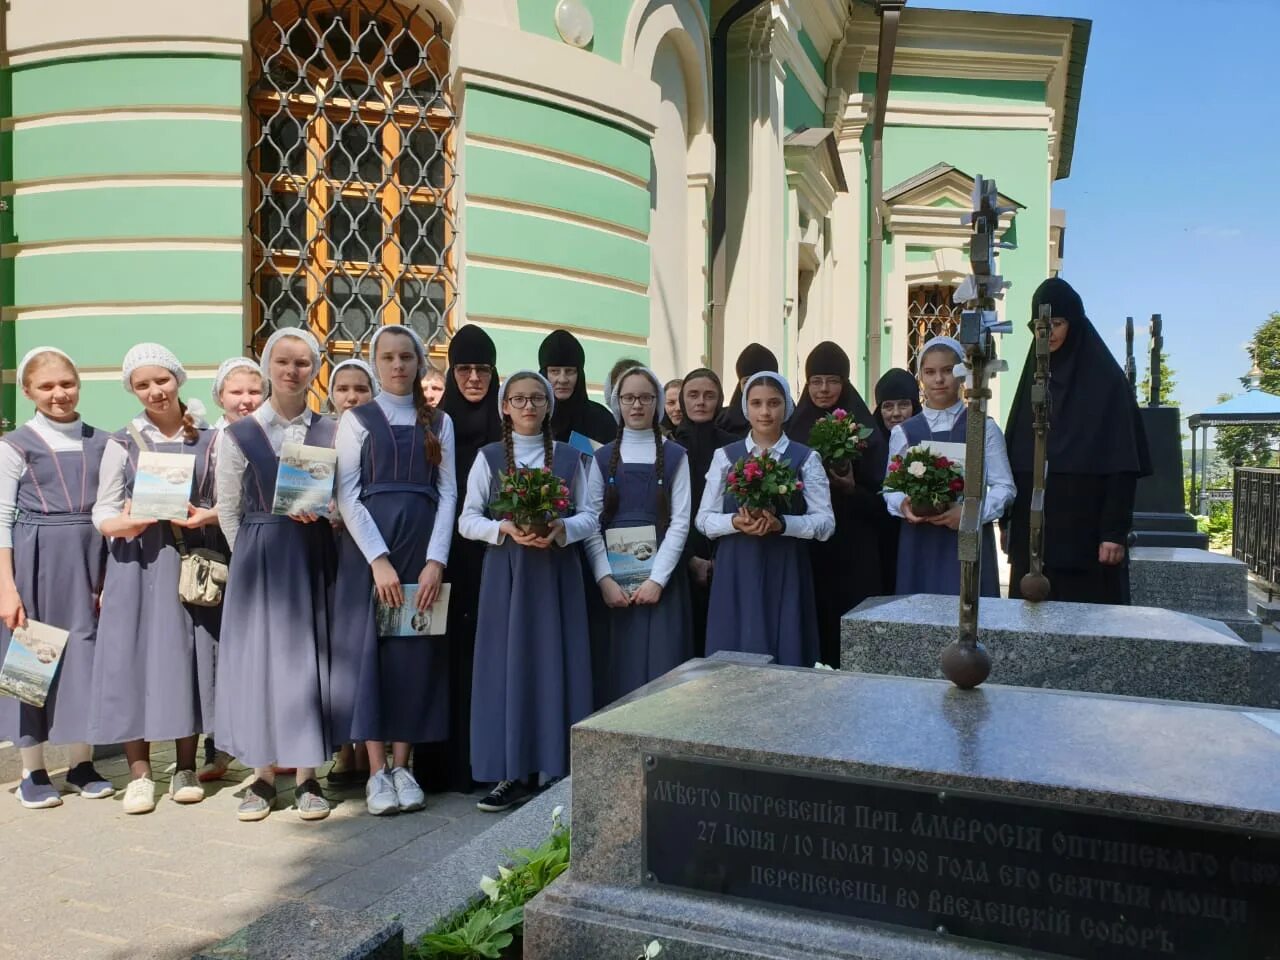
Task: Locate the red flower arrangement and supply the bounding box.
[726,450,803,517]
[882,446,965,517]
[490,467,571,537]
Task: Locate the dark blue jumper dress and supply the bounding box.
[90,426,220,744]
[470,441,591,784]
[331,401,450,745]
[894,413,1000,597]
[0,424,108,746]
[591,439,692,707]
[214,414,338,768]
[705,439,821,667]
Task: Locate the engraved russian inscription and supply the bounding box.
[643,756,1280,959]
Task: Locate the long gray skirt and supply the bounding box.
[0,516,104,746]
[595,571,692,708]
[470,539,591,783]
[215,515,333,769]
[90,524,218,743]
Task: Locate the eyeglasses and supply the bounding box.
[506,394,548,409]
[619,394,657,407]
[456,364,493,378]
[808,376,843,390]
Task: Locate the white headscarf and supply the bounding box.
[369,324,427,379]
[328,358,380,399]
[917,336,965,370]
[259,328,322,391]
[607,365,663,425]
[122,342,186,392]
[212,357,262,407]
[16,346,75,387]
[740,371,795,420]
[498,370,556,417]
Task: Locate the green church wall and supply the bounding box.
[11,119,241,181]
[518,0,633,62]
[783,70,823,135]
[10,55,242,114]
[858,72,1047,107]
[13,186,243,243]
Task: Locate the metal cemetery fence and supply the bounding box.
[1233,467,1280,588]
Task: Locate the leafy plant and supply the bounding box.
[489,467,571,533]
[881,446,964,512]
[415,906,522,958]
[807,409,873,471]
[725,450,802,513]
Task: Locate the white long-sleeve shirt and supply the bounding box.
[882,401,1015,525]
[458,432,596,547]
[0,413,88,548]
[582,428,691,587]
[695,432,835,542]
[93,415,194,532]
[335,391,457,567]
[214,401,320,551]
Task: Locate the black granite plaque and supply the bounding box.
[643,755,1280,959]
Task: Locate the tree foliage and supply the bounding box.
[1138,352,1177,406]
[1214,311,1280,467]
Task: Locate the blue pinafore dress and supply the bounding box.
[332,402,449,745]
[0,424,109,746]
[591,440,692,706]
[470,441,591,784]
[705,439,821,667]
[894,413,1000,597]
[214,414,337,768]
[90,427,220,744]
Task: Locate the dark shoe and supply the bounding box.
[237,778,277,822]
[476,779,532,813]
[326,762,370,787]
[64,761,115,799]
[198,737,232,783]
[17,770,62,809]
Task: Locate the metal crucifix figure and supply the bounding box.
[940,175,1015,689]
[1019,304,1053,603]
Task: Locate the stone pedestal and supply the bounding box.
[524,661,1280,960]
[841,594,1255,705]
[1130,547,1262,642]
[1133,406,1207,549]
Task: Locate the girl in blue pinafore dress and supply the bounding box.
[333,326,457,817]
[214,329,337,823]
[460,371,598,813]
[0,348,115,808]
[583,366,692,707]
[697,372,834,667]
[91,343,222,816]
[883,336,1016,598]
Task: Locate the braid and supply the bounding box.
[541,413,554,466]
[411,375,442,467]
[653,419,670,537]
[600,419,624,530]
[178,399,198,443]
[502,416,516,475]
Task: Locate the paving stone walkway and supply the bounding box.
[0,741,505,960]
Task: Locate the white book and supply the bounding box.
[0,619,70,708]
[132,452,196,521]
[272,442,337,517]
[374,583,451,637]
[605,525,657,593]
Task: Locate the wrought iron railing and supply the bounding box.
[1233,467,1280,587]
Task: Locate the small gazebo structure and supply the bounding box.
[1188,388,1280,512]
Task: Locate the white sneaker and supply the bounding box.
[122,777,157,815]
[365,769,399,816]
[390,766,426,812]
[169,769,205,804]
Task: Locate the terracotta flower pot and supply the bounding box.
[518,519,553,538]
[907,498,947,519]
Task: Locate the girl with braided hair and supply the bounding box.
[332,325,456,816]
[458,371,597,813]
[583,367,692,706]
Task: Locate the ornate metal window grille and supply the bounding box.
[906,284,961,373]
[248,0,456,401]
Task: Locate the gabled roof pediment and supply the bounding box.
[884,163,1023,210]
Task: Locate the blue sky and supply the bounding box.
[922,0,1280,422]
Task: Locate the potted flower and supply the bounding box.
[807,408,874,478]
[725,450,803,521]
[489,466,572,537]
[882,447,964,518]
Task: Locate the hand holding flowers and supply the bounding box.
[490,467,572,546]
[882,446,965,523]
[807,408,873,479]
[725,450,802,535]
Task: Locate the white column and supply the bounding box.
[830,95,868,383]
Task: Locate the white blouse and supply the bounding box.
[335,391,457,567]
[695,432,835,542]
[0,413,87,549]
[582,427,691,588]
[93,415,194,532]
[882,401,1016,526]
[458,431,596,547]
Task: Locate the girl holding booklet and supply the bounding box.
[696,372,834,667]
[0,348,115,808]
[91,343,221,815]
[459,371,597,813]
[882,336,1014,597]
[333,325,457,817]
[583,366,692,707]
[213,329,337,822]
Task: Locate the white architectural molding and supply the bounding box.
[771,3,828,118]
[784,127,846,221]
[791,0,849,59]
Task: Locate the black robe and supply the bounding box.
[1005,279,1151,605]
[871,368,922,595]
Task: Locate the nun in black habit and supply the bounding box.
[786,342,887,667]
[1004,278,1151,605]
[716,343,779,439]
[538,329,616,444]
[871,368,921,595]
[413,324,502,792]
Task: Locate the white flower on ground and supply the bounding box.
[812,662,835,671]
[552,804,565,822]
[479,875,500,902]
[645,942,663,958]
[907,460,927,478]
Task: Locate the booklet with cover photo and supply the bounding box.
[605,525,657,593]
[272,442,338,517]
[0,620,70,708]
[374,583,451,637]
[131,452,196,521]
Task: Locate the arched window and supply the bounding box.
[248,0,455,399]
[906,283,960,373]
